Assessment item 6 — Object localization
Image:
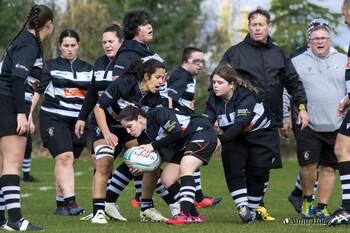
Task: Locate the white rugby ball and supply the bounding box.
[123,146,161,172]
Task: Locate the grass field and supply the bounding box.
[17,156,349,233]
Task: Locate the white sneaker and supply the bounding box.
[169,202,181,217]
[140,208,168,222]
[105,202,127,221]
[91,210,108,224]
[79,213,93,221]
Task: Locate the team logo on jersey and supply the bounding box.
[47,127,54,137]
[95,127,101,136]
[307,67,312,72]
[237,108,250,117]
[303,151,310,160]
[347,123,350,130]
[15,63,29,72]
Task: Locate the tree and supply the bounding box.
[53,0,112,64]
[269,0,342,54]
[0,0,35,56]
[98,0,202,72]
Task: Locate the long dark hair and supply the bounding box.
[3,4,54,59]
[124,59,166,81]
[119,103,147,122]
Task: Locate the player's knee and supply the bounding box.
[95,145,115,160]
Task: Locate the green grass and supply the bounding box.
[18,157,349,232]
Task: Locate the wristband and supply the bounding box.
[298,104,306,111]
[28,113,33,119]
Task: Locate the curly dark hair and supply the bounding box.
[122,9,152,40]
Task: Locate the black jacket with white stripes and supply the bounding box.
[203,86,272,144]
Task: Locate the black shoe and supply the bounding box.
[327,206,350,226]
[4,218,44,231]
[22,175,41,182]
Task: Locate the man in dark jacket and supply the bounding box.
[220,7,309,222]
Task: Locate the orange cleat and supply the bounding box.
[131,197,141,207]
[194,196,222,208]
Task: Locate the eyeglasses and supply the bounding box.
[188,59,205,65]
[309,37,330,42]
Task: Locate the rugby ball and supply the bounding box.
[123,146,161,172]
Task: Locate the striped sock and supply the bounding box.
[180,176,196,216]
[339,161,350,211]
[2,175,22,222]
[105,162,133,203]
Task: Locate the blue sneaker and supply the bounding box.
[315,206,330,219]
[300,200,313,219]
[67,200,84,215]
[327,207,350,226]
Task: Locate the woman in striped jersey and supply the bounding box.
[203,63,280,224]
[31,29,93,216]
[74,23,126,223]
[94,58,173,222]
[0,4,54,231]
[118,104,217,225]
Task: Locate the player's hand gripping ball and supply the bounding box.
[123,146,161,172]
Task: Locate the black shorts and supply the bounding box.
[39,110,89,158]
[295,126,338,168]
[338,111,350,137]
[169,141,217,165]
[0,95,30,137]
[223,127,282,169]
[90,119,135,146]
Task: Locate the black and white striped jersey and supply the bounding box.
[36,56,93,118]
[203,86,271,144]
[167,66,196,116]
[0,31,43,112]
[97,74,163,127]
[78,55,114,121]
[138,107,217,150]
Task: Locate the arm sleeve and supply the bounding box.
[167,74,187,101]
[202,96,217,125]
[282,52,307,107]
[96,79,119,109]
[151,131,184,149]
[10,43,38,112]
[218,94,256,144]
[78,76,98,121]
[112,51,140,76]
[35,62,52,94]
[11,75,26,113]
[150,109,184,149]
